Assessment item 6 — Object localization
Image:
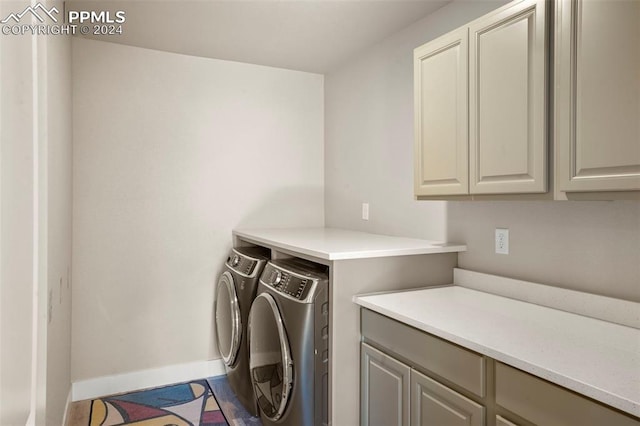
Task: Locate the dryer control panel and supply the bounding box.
[227,254,257,276]
[226,247,270,278]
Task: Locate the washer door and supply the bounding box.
[249,293,293,421]
[214,271,241,366]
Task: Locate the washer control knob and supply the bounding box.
[272,270,282,286]
[231,255,240,267]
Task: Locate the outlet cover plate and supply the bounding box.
[495,228,509,254]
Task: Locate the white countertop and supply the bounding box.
[233,227,466,260]
[354,286,640,417]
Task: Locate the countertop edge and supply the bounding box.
[353,294,640,418]
[233,231,332,260]
[233,229,467,260]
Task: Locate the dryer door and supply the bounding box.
[248,293,293,421]
[214,271,241,366]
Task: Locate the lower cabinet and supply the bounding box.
[360,308,640,426]
[495,415,518,426]
[361,342,484,426]
[361,343,410,426]
[411,369,483,426]
[495,362,640,426]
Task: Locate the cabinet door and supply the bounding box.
[410,369,484,426]
[468,0,548,194]
[496,415,519,426]
[556,0,640,192]
[496,362,640,426]
[361,343,410,426]
[414,27,469,196]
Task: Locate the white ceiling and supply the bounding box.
[68,0,450,73]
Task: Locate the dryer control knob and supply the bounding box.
[231,255,240,266]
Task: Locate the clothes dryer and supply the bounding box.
[248,258,329,426]
[214,246,270,416]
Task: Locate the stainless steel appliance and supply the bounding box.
[249,258,329,426]
[214,246,270,416]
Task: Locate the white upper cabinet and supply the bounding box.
[414,28,469,196]
[414,0,548,197]
[555,0,640,193]
[469,0,548,194]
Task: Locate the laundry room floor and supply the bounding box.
[66,376,262,426]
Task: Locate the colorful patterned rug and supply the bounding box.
[89,379,228,426]
[207,376,262,425]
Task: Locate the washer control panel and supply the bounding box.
[260,261,327,302]
[264,268,310,299]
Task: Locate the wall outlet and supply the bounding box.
[495,228,509,254]
[362,203,369,221]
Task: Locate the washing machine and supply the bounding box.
[248,258,329,426]
[214,246,270,416]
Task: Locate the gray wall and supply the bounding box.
[325,0,508,241]
[448,201,640,302]
[72,38,325,381]
[325,0,640,302]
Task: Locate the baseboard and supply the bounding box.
[71,359,226,402]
